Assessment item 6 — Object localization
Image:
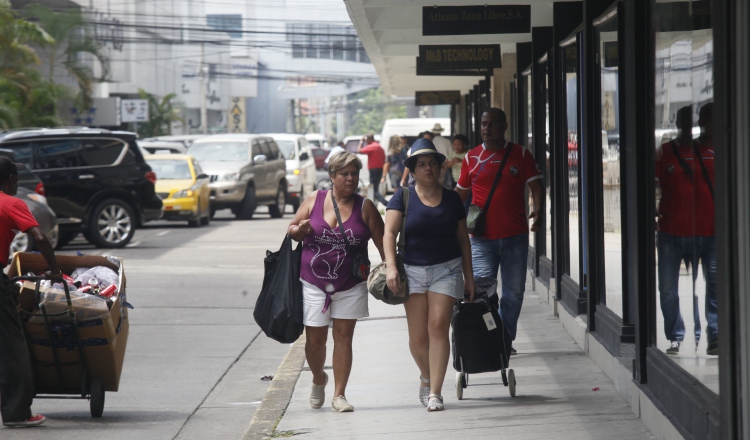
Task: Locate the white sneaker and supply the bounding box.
[331,395,354,412]
[309,372,328,409]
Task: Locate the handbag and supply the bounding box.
[367,187,410,305]
[331,192,370,282]
[253,234,304,344]
[467,143,514,236]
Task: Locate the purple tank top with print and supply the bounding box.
[301,191,371,306]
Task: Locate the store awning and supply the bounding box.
[345,0,557,97]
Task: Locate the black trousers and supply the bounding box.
[368,168,388,206]
[0,275,33,423]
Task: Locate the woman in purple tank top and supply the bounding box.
[288,152,384,413]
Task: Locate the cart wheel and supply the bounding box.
[508,369,516,397]
[90,379,105,418]
[80,369,89,398]
[501,369,509,387]
[464,374,469,387]
[455,373,464,400]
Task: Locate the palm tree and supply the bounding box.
[24,4,109,109]
[136,89,185,138]
[0,0,55,128]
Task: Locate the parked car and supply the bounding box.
[187,134,287,219]
[310,146,328,170]
[145,155,211,227]
[305,133,329,149]
[8,187,59,258]
[138,140,187,155]
[264,133,315,213]
[0,127,163,248]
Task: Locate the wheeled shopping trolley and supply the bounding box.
[451,277,516,399]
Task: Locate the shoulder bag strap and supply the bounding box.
[670,140,693,180]
[692,143,715,200]
[482,143,514,212]
[397,187,409,254]
[330,191,352,248]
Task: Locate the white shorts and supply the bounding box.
[301,280,369,327]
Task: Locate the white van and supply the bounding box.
[265,133,316,212]
[380,117,452,146]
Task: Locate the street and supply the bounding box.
[5,208,296,440]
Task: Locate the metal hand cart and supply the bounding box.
[13,275,106,417]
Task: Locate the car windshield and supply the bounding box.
[188,142,248,162]
[308,140,321,147]
[147,160,193,179]
[276,140,296,159]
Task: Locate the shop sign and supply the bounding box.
[121,99,148,123]
[416,57,493,76]
[422,5,531,36]
[415,91,461,106]
[229,97,246,133]
[418,44,502,73]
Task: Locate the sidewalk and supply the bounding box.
[245,274,656,440]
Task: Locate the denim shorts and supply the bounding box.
[404,257,464,298]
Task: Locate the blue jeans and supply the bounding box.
[656,232,718,344]
[471,233,529,340]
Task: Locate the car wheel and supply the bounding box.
[268,185,286,218]
[316,179,331,191]
[88,199,136,248]
[9,232,34,256]
[235,185,256,220]
[210,207,217,219]
[201,206,211,225]
[55,231,78,250]
[188,200,202,227]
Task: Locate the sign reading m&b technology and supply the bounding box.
[418,44,502,72]
[422,5,531,36]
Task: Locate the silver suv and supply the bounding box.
[187,134,287,219]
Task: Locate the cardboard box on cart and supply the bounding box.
[9,252,130,392]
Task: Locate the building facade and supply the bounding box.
[348,0,750,438]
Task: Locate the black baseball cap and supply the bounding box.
[0,156,24,182]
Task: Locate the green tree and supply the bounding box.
[0,0,55,128]
[136,89,184,138]
[347,87,406,136]
[24,4,109,110]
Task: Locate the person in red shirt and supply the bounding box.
[455,108,544,350]
[0,157,61,428]
[357,134,388,207]
[655,104,717,356]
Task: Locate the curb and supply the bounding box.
[242,333,307,440]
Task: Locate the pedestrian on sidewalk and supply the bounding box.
[401,131,433,188]
[288,152,385,413]
[455,108,544,353]
[443,133,469,190]
[383,138,475,412]
[0,157,61,428]
[430,123,454,189]
[357,134,388,208]
[382,135,407,191]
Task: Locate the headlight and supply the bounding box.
[293,169,301,175]
[220,172,240,181]
[27,194,48,205]
[173,189,195,198]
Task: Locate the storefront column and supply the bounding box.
[502,54,517,117]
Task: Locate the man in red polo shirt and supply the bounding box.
[655,103,717,356]
[0,157,61,428]
[358,134,388,207]
[455,108,544,351]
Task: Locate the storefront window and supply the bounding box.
[596,10,624,317]
[525,72,535,249]
[563,42,581,284]
[544,64,553,259]
[653,0,717,393]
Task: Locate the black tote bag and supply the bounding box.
[254,235,304,343]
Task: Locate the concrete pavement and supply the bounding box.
[250,264,656,439]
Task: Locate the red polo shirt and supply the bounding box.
[0,192,39,264]
[457,142,542,239]
[360,142,385,169]
[655,139,714,237]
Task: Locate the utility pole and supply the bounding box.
[200,43,208,134]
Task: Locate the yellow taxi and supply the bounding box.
[145,154,211,227]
